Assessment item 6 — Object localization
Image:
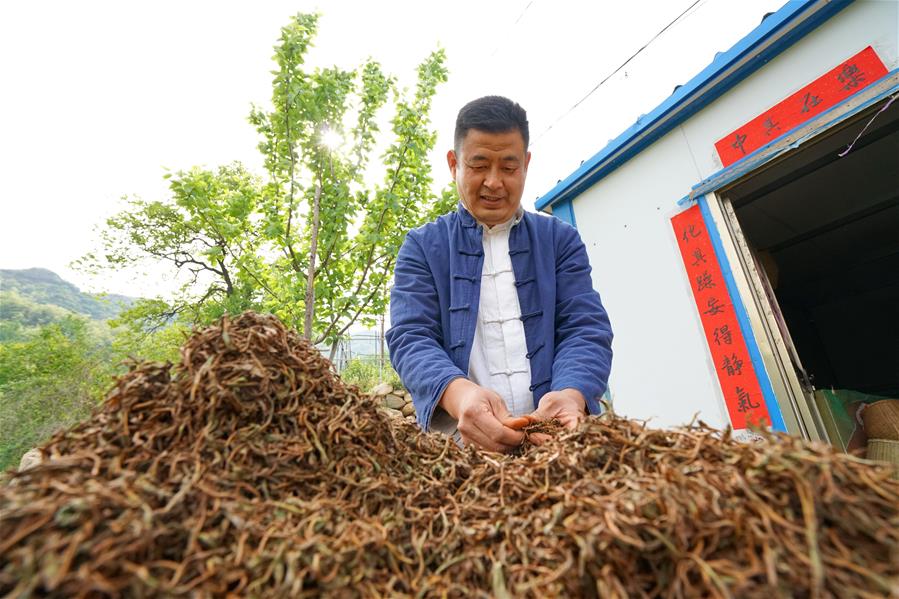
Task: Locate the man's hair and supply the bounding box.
[454,96,529,152]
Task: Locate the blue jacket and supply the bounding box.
[386,205,613,430]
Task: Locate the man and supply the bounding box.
[386,96,613,452]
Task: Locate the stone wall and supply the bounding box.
[368,382,416,422]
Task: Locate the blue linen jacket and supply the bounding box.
[386,205,613,431]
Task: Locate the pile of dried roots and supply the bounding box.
[2,312,897,597]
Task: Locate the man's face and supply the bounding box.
[447,129,531,227]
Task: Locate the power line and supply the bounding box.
[532,0,707,146]
[513,1,535,25]
[490,0,537,58]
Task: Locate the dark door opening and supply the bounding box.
[722,97,899,445]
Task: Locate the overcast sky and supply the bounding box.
[0,0,784,297]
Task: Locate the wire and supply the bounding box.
[513,1,534,25]
[838,92,898,157]
[532,0,706,146]
[490,1,536,58]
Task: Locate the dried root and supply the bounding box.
[2,312,897,598]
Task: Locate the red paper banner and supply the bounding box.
[671,205,770,430]
[715,46,888,167]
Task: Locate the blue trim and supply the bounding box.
[697,196,788,433]
[536,0,853,212]
[553,198,578,227]
[677,69,899,205]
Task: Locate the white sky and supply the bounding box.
[0,0,783,297]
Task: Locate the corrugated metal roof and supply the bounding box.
[535,0,853,212]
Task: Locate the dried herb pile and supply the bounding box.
[2,312,898,598]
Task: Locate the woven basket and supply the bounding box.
[867,439,899,479]
[861,399,899,441]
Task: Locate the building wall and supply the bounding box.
[579,129,730,427]
[683,0,899,179]
[572,0,898,428]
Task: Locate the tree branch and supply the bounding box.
[303,164,323,340]
[315,151,423,345]
[218,258,234,296]
[282,68,304,276]
[314,137,415,343]
[339,140,411,310]
[328,253,396,342]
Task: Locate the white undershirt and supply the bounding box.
[467,212,533,416]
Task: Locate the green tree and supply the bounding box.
[107,300,189,365]
[0,290,73,341]
[0,304,190,470]
[78,163,268,330]
[79,13,455,348]
[0,316,113,469]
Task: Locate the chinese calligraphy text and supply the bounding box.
[715,47,887,167]
[671,205,771,430]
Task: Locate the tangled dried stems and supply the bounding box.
[1,312,897,598]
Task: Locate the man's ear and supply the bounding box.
[524,151,532,171]
[447,149,458,178]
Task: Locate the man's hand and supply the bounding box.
[439,378,525,452]
[529,388,587,430]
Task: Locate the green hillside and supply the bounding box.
[0,269,141,469]
[0,268,137,343]
[0,268,134,321]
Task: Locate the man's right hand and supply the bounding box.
[439,378,525,452]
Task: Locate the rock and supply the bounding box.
[370,382,393,397]
[402,403,416,417]
[384,394,406,410]
[401,390,412,400]
[378,406,402,419]
[18,448,42,471]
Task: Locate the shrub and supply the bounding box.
[339,358,402,393]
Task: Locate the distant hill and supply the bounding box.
[0,268,136,324]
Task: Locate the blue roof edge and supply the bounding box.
[535,0,853,212]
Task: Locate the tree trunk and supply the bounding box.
[328,339,340,364]
[218,257,234,296]
[303,178,323,340]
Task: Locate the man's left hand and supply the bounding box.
[529,388,587,430]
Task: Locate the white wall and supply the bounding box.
[573,0,899,429]
[580,128,731,428]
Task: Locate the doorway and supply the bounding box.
[718,96,899,448]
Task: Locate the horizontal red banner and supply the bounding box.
[715,46,888,167]
[671,205,770,430]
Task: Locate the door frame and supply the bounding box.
[704,192,827,441]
